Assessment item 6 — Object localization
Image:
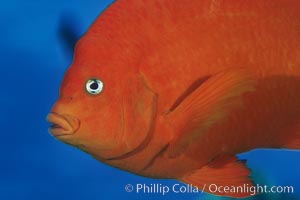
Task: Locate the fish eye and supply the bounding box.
[85,79,104,95]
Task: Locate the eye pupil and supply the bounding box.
[90,82,99,90]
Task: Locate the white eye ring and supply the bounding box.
[86,79,104,95]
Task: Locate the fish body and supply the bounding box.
[48,0,300,197]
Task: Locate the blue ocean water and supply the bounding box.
[0,0,299,199]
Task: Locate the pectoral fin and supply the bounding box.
[179,155,255,198]
[166,69,256,157]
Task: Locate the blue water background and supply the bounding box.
[0,0,299,199]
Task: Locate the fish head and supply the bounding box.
[47,37,156,160]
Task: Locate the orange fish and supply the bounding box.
[47,0,300,198]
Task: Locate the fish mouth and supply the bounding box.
[47,112,80,137]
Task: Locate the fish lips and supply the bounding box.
[47,112,80,137]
